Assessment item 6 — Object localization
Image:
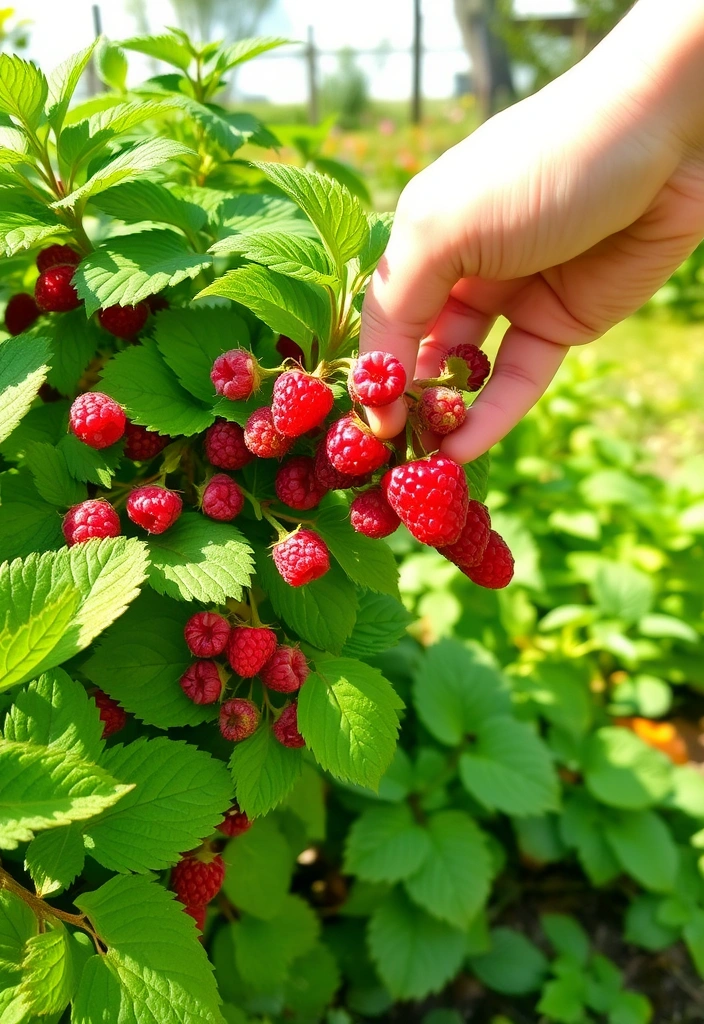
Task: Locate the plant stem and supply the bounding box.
[0,866,104,953]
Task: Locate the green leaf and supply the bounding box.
[624,895,679,952]
[283,763,326,839]
[559,791,621,886]
[518,661,593,738]
[45,307,100,397]
[0,470,64,563]
[60,99,182,172]
[541,913,590,966]
[25,824,85,896]
[94,38,128,92]
[0,889,36,969]
[154,307,249,403]
[17,923,76,1015]
[465,452,491,503]
[121,33,193,71]
[222,818,294,919]
[214,36,289,73]
[284,942,341,1018]
[608,990,653,1024]
[228,722,303,818]
[24,441,85,507]
[218,192,312,236]
[90,179,208,236]
[667,765,704,818]
[0,335,51,445]
[0,583,80,693]
[0,125,30,165]
[683,907,704,979]
[356,212,392,278]
[603,810,678,892]
[58,433,122,488]
[47,42,96,133]
[469,927,549,995]
[0,205,70,257]
[584,727,673,810]
[4,668,104,762]
[211,231,338,287]
[344,803,431,883]
[590,561,654,624]
[313,155,372,205]
[341,591,410,658]
[231,895,319,989]
[0,54,47,129]
[537,973,586,1024]
[315,499,399,595]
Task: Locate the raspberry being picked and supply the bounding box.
[92,690,126,738]
[272,530,330,587]
[419,386,466,436]
[272,703,306,748]
[98,302,149,339]
[179,661,223,705]
[205,419,253,470]
[171,852,225,906]
[4,293,40,335]
[226,625,277,677]
[34,264,81,312]
[219,698,260,742]
[325,414,391,476]
[217,804,253,838]
[123,422,170,461]
[69,392,126,449]
[349,351,406,407]
[439,500,491,569]
[462,530,514,589]
[275,456,328,511]
[126,486,182,534]
[62,499,121,547]
[440,343,491,392]
[244,407,292,459]
[261,645,309,693]
[211,348,260,401]
[382,454,469,546]
[271,370,334,438]
[36,244,80,273]
[350,489,400,539]
[184,611,231,657]
[201,474,244,521]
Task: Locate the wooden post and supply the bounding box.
[411,0,422,124]
[306,26,319,125]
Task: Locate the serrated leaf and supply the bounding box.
[559,791,621,886]
[45,307,100,397]
[25,824,85,896]
[211,231,338,286]
[214,36,289,72]
[0,54,47,129]
[284,942,341,1018]
[0,584,80,692]
[584,727,673,810]
[17,923,75,1015]
[24,441,86,507]
[0,334,51,445]
[341,591,410,658]
[357,212,392,277]
[603,810,678,893]
[217,192,312,236]
[90,179,207,236]
[344,803,430,883]
[47,42,96,133]
[465,451,491,503]
[94,38,128,92]
[541,913,590,966]
[121,33,193,71]
[469,927,549,995]
[228,722,302,818]
[4,668,104,762]
[231,895,319,989]
[0,889,36,969]
[222,818,294,919]
[58,433,122,488]
[315,499,399,595]
[590,561,654,624]
[60,99,182,172]
[154,307,249,403]
[0,126,30,165]
[0,470,64,563]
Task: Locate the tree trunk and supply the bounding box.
[454,0,516,121]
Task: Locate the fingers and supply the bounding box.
[415,293,495,379]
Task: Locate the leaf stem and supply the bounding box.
[0,865,105,953]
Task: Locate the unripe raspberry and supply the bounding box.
[275,456,327,510]
[419,386,466,435]
[244,407,292,458]
[201,474,244,521]
[183,904,206,932]
[261,645,309,693]
[350,489,400,539]
[184,611,231,657]
[314,443,369,491]
[276,334,304,362]
[217,805,253,838]
[179,661,223,704]
[382,454,469,546]
[349,351,406,407]
[463,530,514,589]
[35,264,81,312]
[4,293,40,335]
[204,419,253,470]
[69,392,126,449]
[272,370,334,437]
[171,853,225,906]
[92,690,126,738]
[219,698,260,742]
[325,415,391,476]
[62,499,121,547]
[226,625,277,677]
[98,302,149,339]
[272,529,330,587]
[126,486,182,534]
[440,343,491,392]
[36,244,80,273]
[123,422,170,461]
[211,348,260,401]
[272,703,305,748]
[439,500,491,569]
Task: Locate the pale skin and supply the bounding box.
[360,0,704,463]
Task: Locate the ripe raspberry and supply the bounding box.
[126,486,182,534]
[350,489,400,539]
[62,499,121,546]
[275,456,327,510]
[69,392,126,449]
[272,370,334,438]
[219,698,260,742]
[276,334,305,362]
[179,661,223,704]
[184,611,231,657]
[204,419,253,470]
[261,646,309,694]
[438,500,491,569]
[4,293,40,335]
[314,443,369,491]
[463,530,514,589]
[226,625,277,677]
[171,853,225,906]
[349,351,406,407]
[183,904,206,932]
[98,302,149,339]
[325,415,391,476]
[382,454,469,546]
[244,407,292,458]
[440,343,491,392]
[211,348,260,401]
[272,703,305,748]
[419,386,466,435]
[123,422,170,461]
[92,690,126,738]
[202,474,244,521]
[36,244,80,273]
[35,264,81,312]
[272,529,330,587]
[217,805,253,838]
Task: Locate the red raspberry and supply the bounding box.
[350,489,400,539]
[314,443,369,491]
[147,294,169,313]
[204,419,253,470]
[4,293,40,335]
[179,661,223,705]
[272,530,330,587]
[272,703,305,748]
[35,265,81,312]
[183,904,206,932]
[62,499,121,547]
[92,690,126,737]
[325,415,391,476]
[440,343,491,392]
[349,351,406,407]
[184,611,230,657]
[382,454,469,546]
[463,530,514,589]
[275,456,327,510]
[261,646,309,694]
[126,486,182,534]
[98,302,149,339]
[217,805,253,838]
[202,474,244,521]
[123,422,170,461]
[244,407,292,458]
[276,335,304,362]
[438,500,491,568]
[419,386,466,435]
[171,853,225,906]
[272,370,334,438]
[36,244,80,273]
[219,698,260,742]
[211,349,260,401]
[69,392,126,449]
[226,625,277,677]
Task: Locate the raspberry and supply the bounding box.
[34,264,81,312]
[204,419,253,470]
[272,370,334,438]
[276,335,305,362]
[183,904,206,932]
[123,422,170,461]
[350,489,400,539]
[171,853,225,906]
[62,499,121,547]
[325,415,391,476]
[463,530,514,589]
[69,392,126,449]
[184,611,231,657]
[98,302,149,339]
[211,349,260,401]
[36,244,80,273]
[4,293,40,335]
[219,698,260,742]
[261,646,309,693]
[272,529,330,587]
[275,456,327,510]
[272,703,305,748]
[419,386,466,435]
[202,474,244,521]
[440,343,491,392]
[349,351,406,407]
[314,443,369,491]
[93,690,126,737]
[244,407,292,458]
[438,500,491,568]
[217,805,253,838]
[382,454,469,546]
[179,661,223,704]
[226,625,277,677]
[126,486,182,534]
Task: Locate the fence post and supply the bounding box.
[306,26,319,125]
[411,0,422,124]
